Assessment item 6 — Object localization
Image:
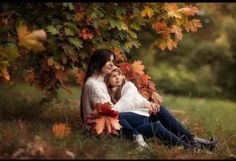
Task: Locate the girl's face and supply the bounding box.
[101,55,115,75]
[108,70,123,87]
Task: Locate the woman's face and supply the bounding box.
[108,70,123,87]
[101,55,115,75]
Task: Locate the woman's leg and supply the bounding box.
[149,105,194,143]
[135,121,191,148]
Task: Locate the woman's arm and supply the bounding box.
[88,81,113,106]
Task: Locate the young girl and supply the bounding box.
[105,67,216,150]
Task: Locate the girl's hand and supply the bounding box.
[145,102,160,115]
[152,92,163,104]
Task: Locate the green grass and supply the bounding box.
[0,83,236,159]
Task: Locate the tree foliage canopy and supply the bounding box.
[0,3,201,99]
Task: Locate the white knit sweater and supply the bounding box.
[81,75,150,124]
[114,81,150,117]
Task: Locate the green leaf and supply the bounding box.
[0,45,19,61]
[68,37,83,48]
[46,25,59,35]
[64,28,74,36]
[62,3,74,10]
[108,17,123,30]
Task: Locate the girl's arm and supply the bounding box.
[113,82,151,112]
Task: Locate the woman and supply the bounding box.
[104,67,217,150]
[80,48,148,148]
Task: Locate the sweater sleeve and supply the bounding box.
[113,82,150,112]
[87,81,112,106]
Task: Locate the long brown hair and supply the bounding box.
[104,67,126,104]
[80,49,116,123]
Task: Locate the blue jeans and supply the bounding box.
[119,105,194,147]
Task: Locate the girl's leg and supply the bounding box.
[136,121,191,148]
[119,112,149,128]
[119,112,149,147]
[150,105,194,143]
[118,112,141,139]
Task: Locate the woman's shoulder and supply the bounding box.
[85,77,105,88]
[85,78,97,87]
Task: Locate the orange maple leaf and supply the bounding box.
[184,19,202,32]
[0,68,10,81]
[76,69,85,86]
[17,24,47,51]
[55,69,68,84]
[141,6,154,18]
[131,60,145,75]
[95,117,106,134]
[87,103,121,135]
[171,25,183,41]
[80,28,94,40]
[52,123,71,139]
[25,70,35,83]
[152,22,166,33]
[113,47,125,63]
[178,5,199,16]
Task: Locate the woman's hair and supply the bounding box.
[84,48,115,82]
[104,67,126,104]
[80,48,115,124]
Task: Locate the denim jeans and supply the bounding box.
[119,105,194,147]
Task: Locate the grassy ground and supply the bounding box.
[0,83,235,159]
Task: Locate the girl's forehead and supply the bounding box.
[111,70,120,74]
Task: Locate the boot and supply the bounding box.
[193,136,217,151]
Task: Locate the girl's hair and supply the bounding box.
[104,67,126,104]
[80,48,115,123]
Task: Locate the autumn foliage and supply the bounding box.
[119,60,161,103]
[0,3,202,99]
[52,123,71,139]
[86,103,121,135]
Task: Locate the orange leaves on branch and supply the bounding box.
[80,28,94,40]
[171,25,183,41]
[17,24,47,51]
[74,12,85,22]
[76,68,85,86]
[25,70,35,83]
[52,123,71,139]
[113,47,125,63]
[141,6,154,18]
[184,19,202,32]
[0,68,10,81]
[131,60,145,75]
[86,103,121,135]
[119,60,158,102]
[55,68,68,84]
[178,5,199,17]
[152,22,166,33]
[166,38,177,50]
[55,68,72,94]
[159,38,177,51]
[150,4,201,51]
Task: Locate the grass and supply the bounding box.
[0,83,236,159]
